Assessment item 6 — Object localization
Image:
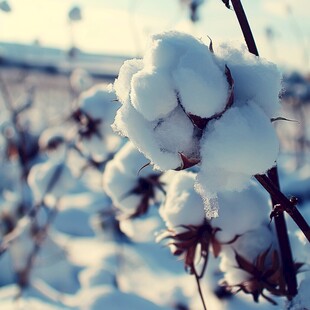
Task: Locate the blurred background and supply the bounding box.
[0,0,309,74]
[0,1,309,309]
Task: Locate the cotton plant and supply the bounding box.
[72,84,123,164]
[157,170,306,308]
[113,30,281,219]
[103,141,164,221]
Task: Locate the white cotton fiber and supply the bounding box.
[217,44,282,118]
[198,102,279,197]
[173,48,228,118]
[102,142,160,215]
[212,183,270,242]
[219,225,276,285]
[114,59,144,104]
[102,160,141,215]
[153,106,199,162]
[130,69,178,121]
[159,171,205,229]
[78,84,119,122]
[144,31,201,70]
[113,102,182,170]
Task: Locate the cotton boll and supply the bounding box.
[77,84,122,159]
[217,44,281,117]
[102,161,140,215]
[212,184,270,242]
[70,68,93,94]
[198,102,279,199]
[112,142,157,178]
[28,160,76,204]
[174,48,228,118]
[78,84,119,122]
[114,59,144,104]
[219,225,276,286]
[113,102,181,170]
[130,69,178,121]
[77,134,110,162]
[144,31,205,70]
[153,106,199,163]
[159,171,205,228]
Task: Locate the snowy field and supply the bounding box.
[0,37,310,310]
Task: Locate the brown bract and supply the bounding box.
[120,174,165,219]
[222,247,304,305]
[158,221,237,278]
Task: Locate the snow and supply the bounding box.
[197,102,279,217]
[103,142,161,218]
[113,31,281,218]
[75,83,122,162]
[159,171,205,228]
[217,43,282,118]
[211,183,270,242]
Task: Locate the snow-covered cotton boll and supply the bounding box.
[113,31,228,170]
[219,225,276,285]
[197,102,279,216]
[75,84,122,162]
[39,127,67,160]
[70,68,93,94]
[114,59,144,104]
[159,171,205,229]
[212,183,270,243]
[217,44,282,118]
[103,142,162,218]
[28,160,76,205]
[130,69,178,121]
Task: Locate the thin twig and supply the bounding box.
[230,0,259,56]
[192,265,207,310]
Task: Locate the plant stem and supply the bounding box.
[255,173,310,243]
[266,167,298,298]
[193,265,207,310]
[230,0,259,56]
[230,0,306,298]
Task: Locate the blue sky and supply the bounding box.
[0,0,309,72]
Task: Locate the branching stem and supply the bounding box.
[229,0,309,299]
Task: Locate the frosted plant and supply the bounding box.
[113,30,281,218]
[73,84,122,163]
[103,142,164,219]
